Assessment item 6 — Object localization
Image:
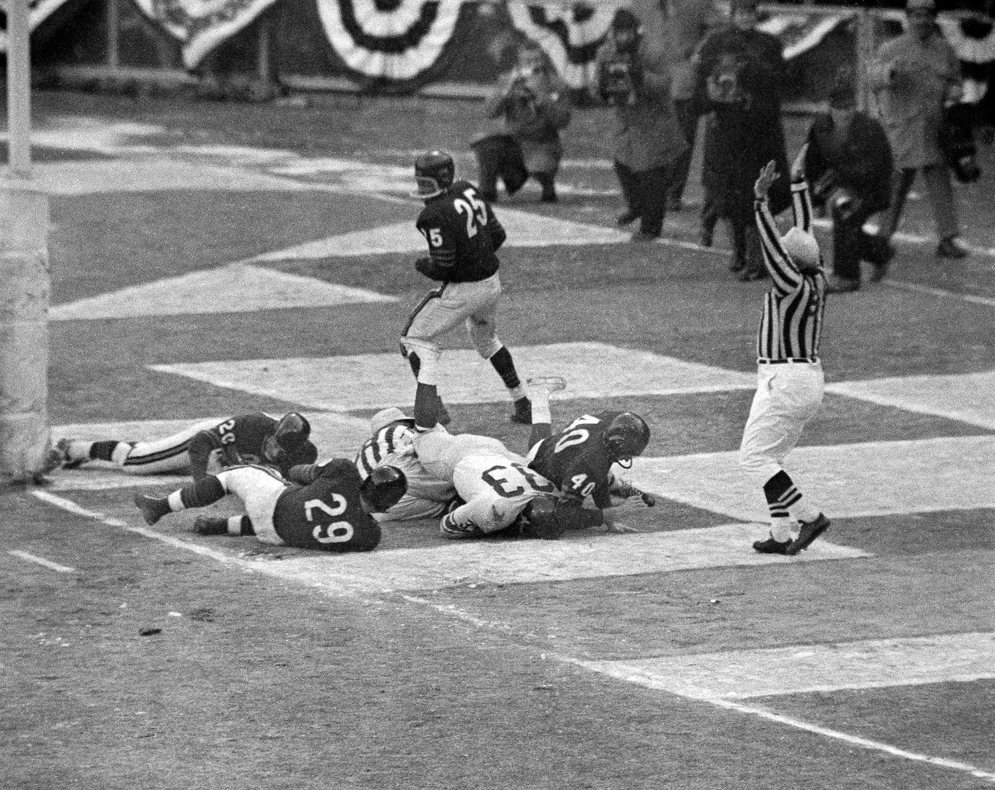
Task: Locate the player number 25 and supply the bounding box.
[454,189,488,239]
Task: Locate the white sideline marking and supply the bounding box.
[31,159,324,196]
[233,523,869,593]
[7,550,75,573]
[627,435,995,523]
[581,632,995,700]
[150,342,756,411]
[827,371,995,430]
[249,206,632,261]
[50,263,395,321]
[32,488,993,785]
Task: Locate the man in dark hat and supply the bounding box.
[804,71,895,292]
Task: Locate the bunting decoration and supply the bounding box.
[129,0,281,68]
[315,0,466,86]
[505,1,623,91]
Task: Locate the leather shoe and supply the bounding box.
[738,266,766,281]
[616,209,639,226]
[936,237,968,259]
[825,275,860,293]
[631,230,660,243]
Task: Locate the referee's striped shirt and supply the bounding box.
[355,422,415,480]
[754,179,826,361]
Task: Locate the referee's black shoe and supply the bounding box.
[786,513,830,555]
[752,534,791,554]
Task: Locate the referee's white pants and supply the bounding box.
[739,361,824,486]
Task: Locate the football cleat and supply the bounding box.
[440,513,484,539]
[193,515,230,535]
[56,437,85,470]
[134,493,167,526]
[786,513,830,555]
[526,376,566,394]
[752,534,791,555]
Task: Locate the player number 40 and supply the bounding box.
[554,414,600,454]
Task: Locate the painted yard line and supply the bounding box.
[223,523,869,593]
[827,370,995,430]
[628,434,995,523]
[50,263,396,321]
[7,550,75,573]
[884,278,995,308]
[32,489,989,785]
[149,342,757,411]
[579,632,995,700]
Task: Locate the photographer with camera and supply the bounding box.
[471,43,571,203]
[803,70,895,293]
[593,8,687,242]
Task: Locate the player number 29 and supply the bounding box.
[304,495,355,543]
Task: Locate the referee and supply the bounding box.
[740,145,831,556]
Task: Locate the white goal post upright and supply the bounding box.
[1,0,52,484]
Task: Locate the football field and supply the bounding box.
[2,90,994,790]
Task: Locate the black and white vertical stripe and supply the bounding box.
[754,180,826,361]
[355,423,413,480]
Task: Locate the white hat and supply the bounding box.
[370,407,413,434]
[780,227,821,269]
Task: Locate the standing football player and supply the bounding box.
[56,412,318,480]
[401,150,531,429]
[526,377,651,534]
[134,458,406,553]
[741,146,831,556]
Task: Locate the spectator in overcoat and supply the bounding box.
[868,0,968,262]
[658,0,720,210]
[471,43,572,203]
[804,72,895,292]
[593,8,687,241]
[694,0,791,280]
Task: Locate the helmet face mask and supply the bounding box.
[360,465,408,513]
[265,413,312,465]
[604,413,650,465]
[412,151,455,199]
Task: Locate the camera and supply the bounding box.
[600,58,637,106]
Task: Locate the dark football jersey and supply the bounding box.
[188,413,317,480]
[415,180,505,283]
[528,411,625,509]
[272,459,381,552]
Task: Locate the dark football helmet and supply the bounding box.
[360,465,408,513]
[412,150,455,199]
[604,412,650,465]
[263,412,312,464]
[518,496,566,540]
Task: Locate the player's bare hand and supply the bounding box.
[606,521,641,534]
[754,160,779,199]
[790,143,808,181]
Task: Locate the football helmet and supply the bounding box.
[518,496,566,540]
[263,412,312,463]
[603,412,650,465]
[360,465,408,513]
[412,150,455,199]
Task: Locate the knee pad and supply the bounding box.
[400,337,441,385]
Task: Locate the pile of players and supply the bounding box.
[55,378,652,554]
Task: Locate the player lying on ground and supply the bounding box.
[56,412,318,480]
[526,377,653,534]
[133,460,407,553]
[407,379,580,540]
[354,406,457,522]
